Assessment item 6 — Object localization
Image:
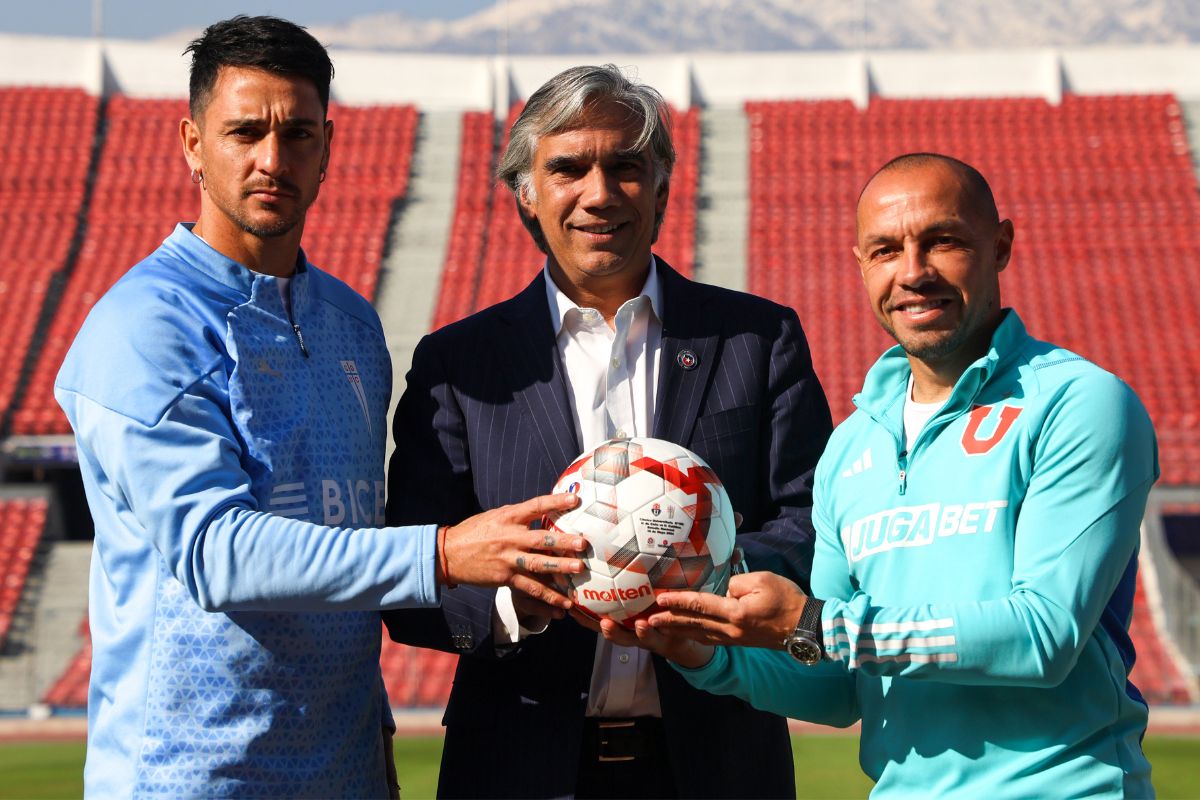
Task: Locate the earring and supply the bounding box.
[190,169,203,185]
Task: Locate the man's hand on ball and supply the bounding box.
[439,493,586,609]
[569,609,714,669]
[648,571,808,650]
[512,578,571,623]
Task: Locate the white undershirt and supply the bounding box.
[494,258,664,718]
[903,375,944,451]
[277,275,292,316]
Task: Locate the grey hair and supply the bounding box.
[497,64,676,254]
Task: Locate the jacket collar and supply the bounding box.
[853,309,1030,425]
[543,256,663,335]
[162,223,311,301]
[495,256,719,469]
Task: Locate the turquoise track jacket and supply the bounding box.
[680,311,1159,798]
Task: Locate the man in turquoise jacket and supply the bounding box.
[603,153,1159,798]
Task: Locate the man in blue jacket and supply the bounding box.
[616,153,1159,798]
[55,16,582,798]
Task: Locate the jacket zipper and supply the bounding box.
[897,449,908,495]
[292,323,310,358]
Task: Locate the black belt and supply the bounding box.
[581,717,667,763]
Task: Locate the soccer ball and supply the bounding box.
[544,437,736,628]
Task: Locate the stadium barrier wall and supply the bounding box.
[0,34,103,94]
[1144,489,1200,701]
[1,33,1198,108]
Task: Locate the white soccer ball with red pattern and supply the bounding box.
[544,437,736,628]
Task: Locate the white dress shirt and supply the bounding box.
[495,258,664,718]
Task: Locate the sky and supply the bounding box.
[0,0,496,39]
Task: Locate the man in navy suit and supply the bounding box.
[384,64,832,798]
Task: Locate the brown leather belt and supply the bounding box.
[582,717,667,763]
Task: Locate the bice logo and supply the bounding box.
[582,584,652,602]
[341,360,372,435]
[961,404,1022,456]
[567,481,581,494]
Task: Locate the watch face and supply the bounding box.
[786,636,821,666]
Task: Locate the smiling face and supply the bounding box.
[854,161,1013,376]
[518,100,669,298]
[181,65,331,272]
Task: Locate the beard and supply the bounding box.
[204,178,314,239]
[233,210,302,239]
[889,325,975,362]
[879,297,999,365]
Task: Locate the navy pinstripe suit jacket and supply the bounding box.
[384,259,832,799]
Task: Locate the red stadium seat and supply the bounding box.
[0,497,49,650]
[0,87,97,423]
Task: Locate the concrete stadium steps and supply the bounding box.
[694,106,749,291]
[1181,101,1200,188]
[0,540,88,709]
[0,497,49,650]
[376,110,463,461]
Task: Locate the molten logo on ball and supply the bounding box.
[581,584,653,602]
[543,437,736,628]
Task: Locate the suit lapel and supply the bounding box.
[498,274,582,472]
[653,260,720,445]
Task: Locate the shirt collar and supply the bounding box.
[544,256,663,335]
[164,222,310,297]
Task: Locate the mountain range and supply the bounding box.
[286,0,1200,54]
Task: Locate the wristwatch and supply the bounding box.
[782,598,825,666]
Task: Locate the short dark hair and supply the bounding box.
[863,152,1000,224]
[185,15,334,118]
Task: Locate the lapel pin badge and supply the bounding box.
[676,349,699,371]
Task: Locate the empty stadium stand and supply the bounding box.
[0,87,97,425]
[380,636,457,709]
[6,87,1199,712]
[746,93,1200,487]
[0,497,48,650]
[40,616,89,707]
[430,110,501,330]
[1130,580,1194,704]
[303,103,419,301]
[8,98,417,436]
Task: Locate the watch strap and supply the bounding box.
[795,597,825,653]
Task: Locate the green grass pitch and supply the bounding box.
[0,734,1196,798]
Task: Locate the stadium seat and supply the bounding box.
[41,616,91,708]
[0,87,97,424]
[0,497,49,650]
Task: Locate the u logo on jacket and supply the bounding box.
[961,404,1023,456]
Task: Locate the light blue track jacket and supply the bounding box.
[55,224,440,798]
[679,311,1159,798]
